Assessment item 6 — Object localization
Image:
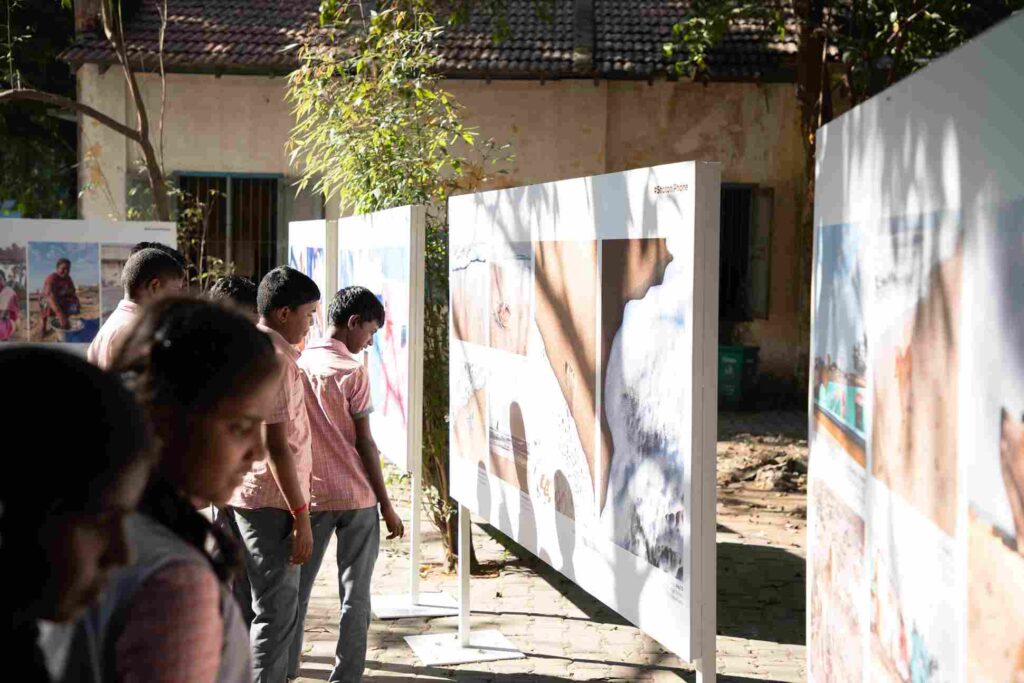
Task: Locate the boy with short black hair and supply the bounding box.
[87,247,186,369]
[291,285,404,682]
[228,265,320,683]
[130,241,187,270]
[209,274,259,322]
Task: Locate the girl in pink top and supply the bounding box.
[64,297,281,683]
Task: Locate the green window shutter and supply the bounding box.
[749,186,773,320]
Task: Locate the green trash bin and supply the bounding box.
[719,345,759,409]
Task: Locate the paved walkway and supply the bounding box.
[295,411,807,682]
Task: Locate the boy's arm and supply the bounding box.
[265,422,313,564]
[354,417,404,540]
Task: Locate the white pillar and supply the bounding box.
[77,64,128,220]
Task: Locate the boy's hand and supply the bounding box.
[381,503,405,540]
[290,510,313,565]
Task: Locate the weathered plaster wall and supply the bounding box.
[76,70,807,386]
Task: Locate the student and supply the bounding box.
[39,257,80,332]
[130,241,188,271]
[291,286,405,683]
[0,268,20,341]
[207,273,261,626]
[208,275,259,323]
[87,248,186,369]
[64,297,281,683]
[228,266,319,683]
[0,347,152,682]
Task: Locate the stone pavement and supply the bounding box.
[295,411,807,683]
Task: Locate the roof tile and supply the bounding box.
[60,0,797,80]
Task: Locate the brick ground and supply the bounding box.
[295,411,807,682]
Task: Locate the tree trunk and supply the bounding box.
[101,0,171,221]
[442,506,480,573]
[793,0,827,392]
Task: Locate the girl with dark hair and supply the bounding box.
[0,347,153,682]
[63,296,281,683]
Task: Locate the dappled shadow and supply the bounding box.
[478,522,629,626]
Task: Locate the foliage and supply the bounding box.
[173,186,234,293]
[290,2,510,570]
[0,0,76,217]
[0,0,172,221]
[663,0,787,80]
[663,0,1023,104]
[125,165,234,292]
[827,0,1024,104]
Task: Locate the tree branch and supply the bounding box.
[101,0,170,220]
[155,0,167,175]
[0,87,140,141]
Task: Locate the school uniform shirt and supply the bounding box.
[228,324,312,510]
[56,511,251,683]
[86,299,138,369]
[297,338,377,512]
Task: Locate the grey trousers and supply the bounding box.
[288,507,380,683]
[232,507,301,683]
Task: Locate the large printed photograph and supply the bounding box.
[451,243,489,347]
[289,244,326,346]
[28,241,100,344]
[0,241,27,342]
[100,244,133,322]
[808,480,864,683]
[965,198,1024,683]
[599,237,688,581]
[867,490,958,683]
[340,246,411,469]
[870,212,962,537]
[811,223,868,467]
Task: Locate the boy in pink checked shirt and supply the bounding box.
[290,286,404,683]
[228,266,320,683]
[87,247,185,369]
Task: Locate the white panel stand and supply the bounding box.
[695,163,720,683]
[694,482,718,683]
[404,505,524,665]
[371,470,459,619]
[369,207,459,621]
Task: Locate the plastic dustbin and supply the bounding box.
[718,345,759,409]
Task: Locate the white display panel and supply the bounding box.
[0,219,176,348]
[288,220,335,349]
[809,14,1024,683]
[448,161,721,662]
[337,206,426,474]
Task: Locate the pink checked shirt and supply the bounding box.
[297,338,377,512]
[87,299,138,369]
[228,324,312,510]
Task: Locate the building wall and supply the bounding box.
[605,80,806,387]
[76,69,807,387]
[447,79,807,386]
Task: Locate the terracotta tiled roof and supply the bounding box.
[60,0,320,73]
[594,1,798,79]
[60,0,798,80]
